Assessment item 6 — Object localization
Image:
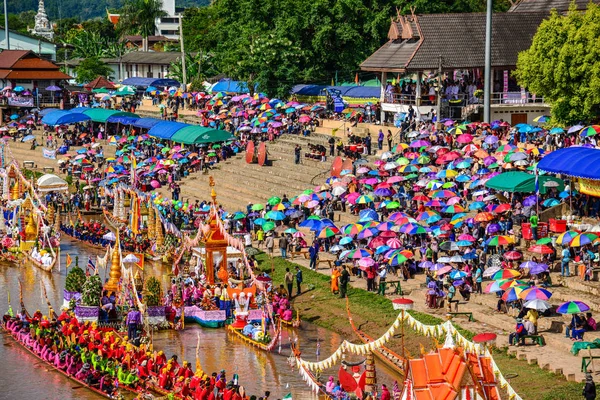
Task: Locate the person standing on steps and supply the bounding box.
[365,133,372,155]
[377,129,384,151]
[294,144,301,164]
[387,130,393,151]
[295,266,303,296]
[339,265,350,298]
[279,234,289,259]
[284,268,294,298]
[328,136,335,156]
[309,240,319,270]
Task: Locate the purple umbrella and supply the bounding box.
[520,261,538,270]
[374,188,392,197]
[484,135,499,144]
[453,280,465,286]
[523,195,538,207]
[483,156,497,166]
[45,85,62,91]
[410,140,430,148]
[529,263,549,275]
[420,260,434,269]
[486,223,501,234]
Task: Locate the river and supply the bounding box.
[0,239,400,399]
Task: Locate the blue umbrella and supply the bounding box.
[463,251,478,260]
[339,237,353,245]
[549,127,564,135]
[456,175,471,183]
[13,86,24,92]
[358,209,379,222]
[469,201,485,210]
[22,135,35,142]
[254,218,266,226]
[10,114,18,120]
[449,270,467,280]
[456,240,473,247]
[299,218,322,229]
[265,210,286,221]
[375,245,390,255]
[146,86,157,92]
[543,198,560,207]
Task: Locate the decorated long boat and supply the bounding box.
[346,300,406,376]
[226,321,281,352]
[60,227,107,251]
[23,247,59,272]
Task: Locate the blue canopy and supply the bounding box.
[42,111,91,126]
[121,77,180,88]
[538,147,600,179]
[107,115,139,124]
[132,118,162,129]
[147,121,189,140]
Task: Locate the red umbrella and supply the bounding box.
[504,251,522,261]
[528,245,554,254]
[413,195,429,202]
[494,203,511,213]
[473,333,497,343]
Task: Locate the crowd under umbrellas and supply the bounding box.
[212,118,600,344]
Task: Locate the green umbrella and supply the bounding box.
[267,196,281,206]
[536,237,553,245]
[263,221,276,231]
[232,212,246,220]
[302,189,314,195]
[251,203,265,211]
[386,201,401,209]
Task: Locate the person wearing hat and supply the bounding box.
[584,373,596,400]
[509,318,526,346]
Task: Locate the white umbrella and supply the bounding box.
[483,266,501,278]
[380,151,393,160]
[331,186,347,196]
[524,299,551,312]
[102,232,117,241]
[449,255,465,263]
[123,254,140,263]
[384,162,398,170]
[407,131,420,138]
[437,256,451,263]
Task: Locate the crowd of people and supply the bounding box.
[3,308,270,399]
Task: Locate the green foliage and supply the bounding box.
[74,58,113,83]
[145,276,162,306]
[515,3,600,125]
[118,0,167,39]
[65,265,86,293]
[168,52,218,85]
[0,12,36,34]
[81,274,103,306]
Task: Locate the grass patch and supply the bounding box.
[257,253,583,400]
[22,168,43,180]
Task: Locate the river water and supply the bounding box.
[0,239,399,399]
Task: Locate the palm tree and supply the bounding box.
[119,0,167,51]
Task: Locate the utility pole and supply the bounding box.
[3,0,9,49]
[178,14,187,88]
[483,0,493,122]
[436,55,442,127]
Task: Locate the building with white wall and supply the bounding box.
[0,29,57,60]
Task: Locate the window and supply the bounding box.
[160,30,178,36]
[15,80,32,84]
[160,17,178,23]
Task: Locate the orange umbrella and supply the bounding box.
[474,212,495,222]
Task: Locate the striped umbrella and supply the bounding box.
[442,204,465,214]
[556,301,590,314]
[502,286,528,302]
[570,233,598,247]
[556,231,579,245]
[343,224,364,236]
[504,251,522,260]
[356,195,374,204]
[346,248,373,259]
[318,226,340,238]
[486,235,514,246]
[386,238,402,248]
[492,269,521,280]
[499,279,529,291]
[388,253,408,266]
[520,287,552,301]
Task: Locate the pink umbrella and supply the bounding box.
[387,176,404,184]
[446,196,462,205]
[456,134,473,143]
[307,200,319,208]
[357,167,370,174]
[436,265,453,275]
[386,238,402,248]
[298,115,311,123]
[346,192,361,204]
[364,178,379,185]
[368,236,386,248]
[458,234,476,241]
[150,180,161,188]
[358,257,375,267]
[293,231,305,238]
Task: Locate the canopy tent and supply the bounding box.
[132,118,162,129]
[83,109,138,123]
[69,107,90,114]
[538,147,600,180]
[290,84,380,98]
[41,110,91,126]
[106,115,139,124]
[36,174,68,192]
[170,126,234,144]
[485,171,564,194]
[147,121,188,140]
[121,77,180,88]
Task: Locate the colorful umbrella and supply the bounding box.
[528,244,554,254]
[486,235,514,246]
[556,301,590,314]
[570,233,598,247]
[519,287,552,301]
[492,269,521,280]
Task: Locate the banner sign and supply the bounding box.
[8,96,34,107]
[578,178,600,197]
[42,148,56,159]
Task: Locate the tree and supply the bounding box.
[118,0,167,51]
[74,58,113,83]
[65,265,86,293]
[515,4,600,124]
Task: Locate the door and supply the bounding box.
[511,113,527,126]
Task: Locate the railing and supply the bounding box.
[491,91,545,105]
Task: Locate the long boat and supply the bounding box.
[226,323,281,352]
[290,342,332,400]
[23,248,58,272]
[277,309,301,329]
[60,228,107,251]
[103,208,127,229]
[346,301,406,376]
[2,321,124,399]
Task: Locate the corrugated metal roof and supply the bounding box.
[509,0,595,12]
[360,39,420,72]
